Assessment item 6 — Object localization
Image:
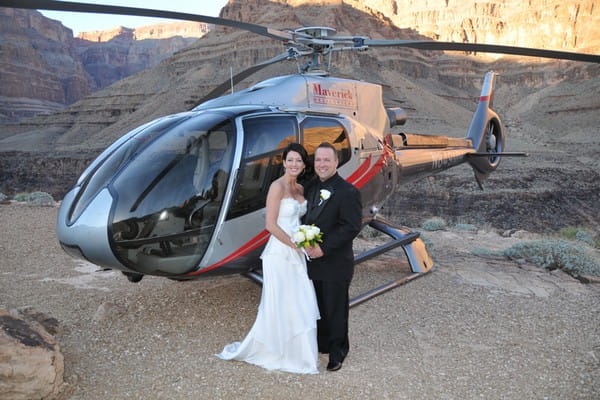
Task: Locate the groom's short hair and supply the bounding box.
[316,142,338,160]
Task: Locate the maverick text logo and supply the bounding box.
[311,84,355,108]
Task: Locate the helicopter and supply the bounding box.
[2,0,599,307]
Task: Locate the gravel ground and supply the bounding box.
[1,204,599,399]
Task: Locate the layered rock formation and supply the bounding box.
[350,0,600,55]
[0,8,211,122]
[275,0,599,53]
[74,25,208,89]
[0,8,91,120]
[0,0,598,231]
[75,22,212,88]
[77,20,210,42]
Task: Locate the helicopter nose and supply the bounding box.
[57,187,125,270]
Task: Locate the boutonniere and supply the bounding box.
[318,189,332,206]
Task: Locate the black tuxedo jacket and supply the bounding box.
[303,173,362,282]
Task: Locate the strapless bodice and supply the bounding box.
[277,198,307,236]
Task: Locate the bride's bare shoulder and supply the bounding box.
[267,178,285,197]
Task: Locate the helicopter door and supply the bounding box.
[301,117,351,167]
[226,115,298,220]
[109,114,236,275]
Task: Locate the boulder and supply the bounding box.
[0,308,64,400]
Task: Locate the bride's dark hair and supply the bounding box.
[282,142,313,183]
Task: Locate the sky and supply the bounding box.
[39,0,229,35]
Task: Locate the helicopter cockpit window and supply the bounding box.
[301,117,351,166]
[227,116,298,220]
[109,113,236,275]
[68,116,187,224]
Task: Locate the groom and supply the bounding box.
[304,142,362,372]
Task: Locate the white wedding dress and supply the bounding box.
[216,198,320,374]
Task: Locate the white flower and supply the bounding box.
[293,231,306,243]
[320,189,331,201]
[293,224,323,248]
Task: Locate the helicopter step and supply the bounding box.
[243,216,433,308]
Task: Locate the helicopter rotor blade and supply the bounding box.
[192,51,293,108]
[0,0,296,41]
[4,1,598,64]
[4,0,598,76]
[362,39,600,63]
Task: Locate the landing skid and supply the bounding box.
[350,216,433,307]
[243,216,433,308]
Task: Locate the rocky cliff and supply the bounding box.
[74,25,209,89]
[0,9,211,122]
[350,0,600,55]
[272,0,599,53]
[0,8,92,120]
[0,0,598,232]
[77,20,211,42]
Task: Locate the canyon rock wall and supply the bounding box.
[75,22,212,88]
[0,9,211,122]
[0,0,598,231]
[348,0,599,55]
[0,8,92,120]
[74,28,205,89]
[272,0,599,53]
[77,20,210,42]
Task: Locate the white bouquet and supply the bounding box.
[292,224,323,248]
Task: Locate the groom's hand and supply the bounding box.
[306,245,324,259]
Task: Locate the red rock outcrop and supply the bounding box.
[0,8,92,120]
[0,0,598,232]
[348,0,600,56]
[78,20,210,42]
[0,9,211,122]
[74,26,207,88]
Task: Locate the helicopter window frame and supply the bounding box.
[300,116,352,167]
[226,114,299,220]
[68,115,191,224]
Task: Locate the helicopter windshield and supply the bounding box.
[109,113,235,275]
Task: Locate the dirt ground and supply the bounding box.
[1,204,599,399]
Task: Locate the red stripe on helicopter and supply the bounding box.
[480,95,489,102]
[351,147,393,189]
[185,153,387,276]
[346,154,372,183]
[184,229,271,276]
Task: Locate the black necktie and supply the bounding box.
[314,182,324,206]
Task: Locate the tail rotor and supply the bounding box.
[465,72,507,189]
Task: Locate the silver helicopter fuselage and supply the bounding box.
[57,72,499,279]
[57,74,395,277]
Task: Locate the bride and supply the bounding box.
[216,143,320,374]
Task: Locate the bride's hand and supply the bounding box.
[306,245,323,259]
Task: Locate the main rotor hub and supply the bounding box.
[294,26,336,39]
[290,27,338,74]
